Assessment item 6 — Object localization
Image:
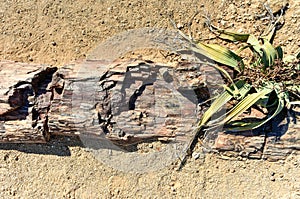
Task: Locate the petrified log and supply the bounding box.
[0,59,210,144]
[0,58,299,161]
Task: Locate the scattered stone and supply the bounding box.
[270,171,275,176]
[220,20,227,26]
[192,152,200,160]
[176,23,184,29]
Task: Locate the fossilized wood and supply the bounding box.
[0,59,210,144]
[212,109,300,160]
[0,59,299,162]
[48,59,209,147]
[0,61,57,143]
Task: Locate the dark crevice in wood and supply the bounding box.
[1,84,33,121]
[129,83,153,110]
[31,67,57,95]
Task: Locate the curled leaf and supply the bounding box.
[194,43,244,72]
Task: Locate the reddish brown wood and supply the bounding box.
[212,109,300,160]
[0,61,57,143]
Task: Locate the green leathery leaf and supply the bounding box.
[275,46,283,60]
[261,39,278,68]
[198,80,251,127]
[236,80,253,99]
[246,34,262,56]
[216,30,250,42]
[226,91,285,131]
[218,88,273,126]
[204,24,250,42]
[194,43,244,72]
[223,85,237,96]
[198,90,233,127]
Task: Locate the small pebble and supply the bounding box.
[220,20,227,26]
[279,174,284,178]
[192,152,200,160]
[270,172,275,176]
[176,23,184,29]
[270,176,275,181]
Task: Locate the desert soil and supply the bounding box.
[0,0,300,198]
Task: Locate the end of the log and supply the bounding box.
[0,61,57,143]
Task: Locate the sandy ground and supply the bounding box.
[0,0,300,198]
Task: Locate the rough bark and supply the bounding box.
[0,59,299,161]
